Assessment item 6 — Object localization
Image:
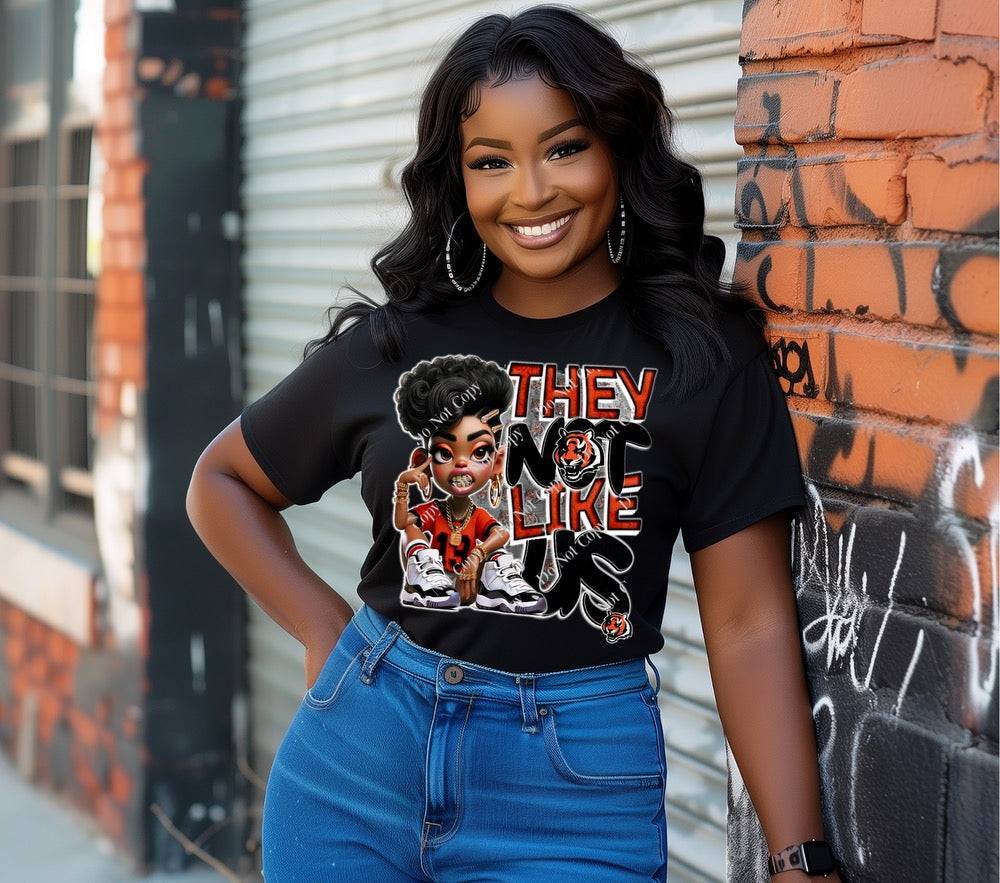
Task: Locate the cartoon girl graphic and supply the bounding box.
[393,354,546,615]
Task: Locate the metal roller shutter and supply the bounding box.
[241,3,743,877]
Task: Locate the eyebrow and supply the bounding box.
[464,117,585,152]
[435,429,494,442]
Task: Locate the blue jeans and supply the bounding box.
[262,603,668,881]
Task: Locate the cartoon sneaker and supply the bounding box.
[476,551,547,614]
[401,543,460,609]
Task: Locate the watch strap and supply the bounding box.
[768,839,833,876]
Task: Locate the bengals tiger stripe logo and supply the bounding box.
[552,427,603,490]
[601,611,633,643]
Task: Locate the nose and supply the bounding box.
[510,163,555,209]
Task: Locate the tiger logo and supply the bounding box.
[601,611,633,643]
[552,427,603,490]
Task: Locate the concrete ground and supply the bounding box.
[0,751,226,882]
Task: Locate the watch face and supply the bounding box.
[803,842,835,874]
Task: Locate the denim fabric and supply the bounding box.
[262,603,668,881]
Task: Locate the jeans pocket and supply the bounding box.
[540,684,664,789]
[303,624,368,709]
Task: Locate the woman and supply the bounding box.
[187,6,842,881]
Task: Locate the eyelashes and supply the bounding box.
[430,444,496,463]
[467,139,590,171]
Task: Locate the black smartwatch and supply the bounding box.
[768,839,836,876]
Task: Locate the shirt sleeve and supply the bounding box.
[679,347,808,554]
[239,332,359,506]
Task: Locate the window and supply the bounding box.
[0,0,103,527]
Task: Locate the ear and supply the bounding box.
[409,447,430,469]
[492,444,506,477]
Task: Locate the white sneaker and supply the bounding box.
[401,545,459,609]
[476,552,546,614]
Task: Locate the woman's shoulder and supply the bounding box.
[707,296,771,381]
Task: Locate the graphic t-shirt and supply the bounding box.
[239,280,808,673]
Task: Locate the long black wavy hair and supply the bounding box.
[305,4,758,400]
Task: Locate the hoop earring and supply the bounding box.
[488,475,502,508]
[607,194,626,265]
[446,211,487,292]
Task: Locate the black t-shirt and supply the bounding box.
[239,281,807,673]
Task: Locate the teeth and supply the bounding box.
[451,474,473,487]
[512,213,572,237]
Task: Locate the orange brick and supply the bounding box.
[28,653,47,683]
[949,251,999,335]
[939,0,999,38]
[102,199,144,236]
[4,634,26,666]
[6,606,27,631]
[109,763,133,804]
[37,691,63,743]
[908,135,999,233]
[735,71,837,145]
[837,57,991,138]
[53,665,74,697]
[98,377,120,410]
[737,239,997,336]
[95,304,144,346]
[69,708,100,749]
[103,0,132,26]
[860,0,937,40]
[769,319,997,427]
[735,157,791,228]
[103,129,139,165]
[782,359,997,528]
[101,237,147,271]
[98,269,144,308]
[122,712,139,741]
[103,94,135,130]
[790,154,908,226]
[103,22,130,61]
[119,343,145,382]
[119,162,147,199]
[741,0,856,59]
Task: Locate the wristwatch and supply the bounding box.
[768,839,836,876]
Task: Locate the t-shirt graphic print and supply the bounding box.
[238,281,809,673]
[392,352,655,646]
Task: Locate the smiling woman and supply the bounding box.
[459,83,622,313]
[187,4,837,882]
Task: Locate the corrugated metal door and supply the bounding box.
[241,2,743,878]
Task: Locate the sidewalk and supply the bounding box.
[0,751,226,882]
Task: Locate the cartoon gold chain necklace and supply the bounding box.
[442,497,473,546]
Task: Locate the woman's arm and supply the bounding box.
[689,510,843,882]
[185,416,354,690]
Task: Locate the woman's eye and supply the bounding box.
[469,154,508,171]
[431,448,452,464]
[549,139,589,160]
[467,139,590,171]
[472,446,494,462]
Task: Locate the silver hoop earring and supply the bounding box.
[446,211,487,293]
[607,194,626,265]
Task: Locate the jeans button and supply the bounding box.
[443,664,464,684]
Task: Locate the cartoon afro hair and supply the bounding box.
[394,354,513,449]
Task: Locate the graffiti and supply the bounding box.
[770,336,819,398]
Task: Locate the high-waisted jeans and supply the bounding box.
[261,603,668,881]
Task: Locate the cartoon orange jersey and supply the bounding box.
[409,500,501,574]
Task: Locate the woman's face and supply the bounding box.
[459,74,619,281]
[427,415,502,498]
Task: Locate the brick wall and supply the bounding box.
[728,1,998,880]
[0,0,148,859]
[0,0,244,873]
